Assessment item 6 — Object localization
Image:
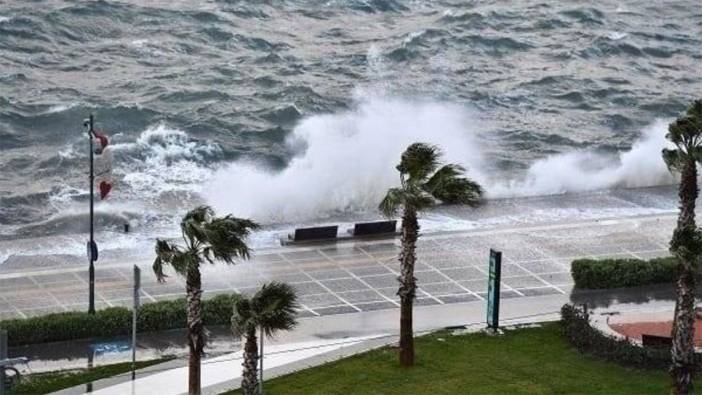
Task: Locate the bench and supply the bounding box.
[348,220,397,237]
[288,225,338,243]
[641,334,672,348]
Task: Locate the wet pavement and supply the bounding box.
[0,212,675,321]
[10,327,234,373]
[0,189,683,384]
[44,286,687,395]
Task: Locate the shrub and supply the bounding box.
[571,257,677,289]
[138,299,186,333]
[560,304,671,370]
[202,293,236,326]
[0,293,239,347]
[0,307,131,346]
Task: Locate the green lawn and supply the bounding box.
[10,357,173,395]
[223,322,675,395]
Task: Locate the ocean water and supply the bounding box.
[0,0,701,260]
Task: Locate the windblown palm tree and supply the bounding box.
[380,143,482,367]
[153,206,259,395]
[663,100,702,395]
[231,282,298,395]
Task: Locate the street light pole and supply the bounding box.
[86,114,95,315]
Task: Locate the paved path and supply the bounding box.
[51,292,572,395]
[52,291,679,395]
[58,335,387,395]
[0,213,674,319]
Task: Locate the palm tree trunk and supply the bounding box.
[186,264,204,395]
[398,206,418,367]
[672,268,697,395]
[241,328,259,395]
[671,159,698,395]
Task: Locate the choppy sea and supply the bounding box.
[1,0,700,262]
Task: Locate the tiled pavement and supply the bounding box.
[0,214,675,319]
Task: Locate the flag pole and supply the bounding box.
[87,114,95,315]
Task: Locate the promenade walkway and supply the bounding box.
[0,213,674,320]
[0,209,677,394]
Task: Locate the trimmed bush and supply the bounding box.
[560,304,671,370]
[138,299,186,333]
[571,257,677,289]
[1,308,131,346]
[202,294,236,326]
[0,293,238,347]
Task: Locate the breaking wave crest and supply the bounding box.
[490,120,674,197]
[205,95,676,223]
[205,94,483,223]
[111,123,222,199]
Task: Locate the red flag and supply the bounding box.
[99,181,112,200]
[94,131,113,200]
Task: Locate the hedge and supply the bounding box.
[560,303,672,370]
[571,257,678,289]
[0,294,236,347]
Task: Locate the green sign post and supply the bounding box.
[487,249,502,330]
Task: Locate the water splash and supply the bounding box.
[489,120,675,197]
[112,123,221,198]
[205,94,483,223]
[205,95,676,223]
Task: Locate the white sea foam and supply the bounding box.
[403,30,425,44]
[112,123,221,198]
[204,94,484,223]
[48,185,85,208]
[131,39,149,47]
[0,16,10,23]
[45,103,79,114]
[57,144,78,159]
[205,94,676,223]
[615,4,630,13]
[606,31,628,41]
[489,120,675,197]
[0,230,155,265]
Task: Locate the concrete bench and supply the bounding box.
[348,220,397,237]
[287,225,338,243]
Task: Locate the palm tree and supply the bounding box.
[153,206,259,395]
[379,143,482,367]
[231,282,299,395]
[663,100,702,395]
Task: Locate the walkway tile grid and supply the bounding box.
[0,216,674,319]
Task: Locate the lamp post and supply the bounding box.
[85,115,96,315]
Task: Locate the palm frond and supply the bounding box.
[662,148,682,172]
[685,100,702,129]
[692,146,702,164]
[424,163,462,193]
[397,143,441,182]
[180,205,214,247]
[154,206,260,286]
[202,216,260,264]
[665,100,702,167]
[155,240,201,279]
[153,239,179,282]
[171,250,196,277]
[425,164,483,206]
[252,282,299,337]
[379,187,406,218]
[231,293,255,338]
[182,205,213,224]
[403,185,436,211]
